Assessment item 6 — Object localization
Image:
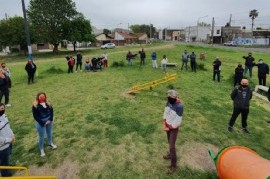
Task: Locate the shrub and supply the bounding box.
[45,66,65,74]
[197,62,207,71]
[111,60,125,67]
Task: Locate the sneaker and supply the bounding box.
[48,143,57,149]
[5,104,11,107]
[243,128,250,134]
[167,166,177,174]
[163,153,171,160]
[40,149,45,157]
[227,126,233,133]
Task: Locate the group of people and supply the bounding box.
[0,92,57,176]
[66,52,108,73]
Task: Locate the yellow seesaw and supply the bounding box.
[128,73,177,94]
[0,166,56,179]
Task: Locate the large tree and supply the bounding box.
[0,16,34,53]
[27,0,78,52]
[130,24,156,38]
[63,13,95,52]
[249,9,259,31]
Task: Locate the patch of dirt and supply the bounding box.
[28,160,79,179]
[179,142,219,171]
[121,92,136,99]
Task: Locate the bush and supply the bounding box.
[45,66,65,74]
[197,62,207,71]
[111,60,125,67]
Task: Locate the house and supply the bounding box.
[184,26,211,42]
[95,33,114,46]
[158,29,184,41]
[172,30,185,41]
[114,32,147,45]
[221,26,242,43]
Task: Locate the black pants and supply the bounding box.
[0,89,9,105]
[234,76,242,86]
[213,70,220,82]
[76,62,82,71]
[190,61,196,72]
[140,58,145,65]
[228,107,249,128]
[166,128,179,167]
[181,61,188,70]
[68,66,74,73]
[27,72,35,84]
[258,75,266,86]
[0,146,12,177]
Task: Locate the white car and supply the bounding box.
[101,43,116,49]
[223,41,237,46]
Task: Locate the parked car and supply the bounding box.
[223,41,237,46]
[101,43,116,49]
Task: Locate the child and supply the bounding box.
[161,55,168,73]
[85,57,91,72]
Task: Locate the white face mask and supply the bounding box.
[40,102,47,108]
[259,61,263,64]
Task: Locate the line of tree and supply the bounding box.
[0,0,95,53]
[129,24,156,38]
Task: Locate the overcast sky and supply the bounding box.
[1,0,270,30]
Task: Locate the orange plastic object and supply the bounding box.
[216,146,270,179]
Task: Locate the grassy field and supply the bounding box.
[2,42,270,178]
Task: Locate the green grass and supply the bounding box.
[3,42,270,178]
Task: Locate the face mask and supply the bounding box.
[0,110,5,116]
[168,97,177,104]
[38,95,46,103]
[241,85,248,88]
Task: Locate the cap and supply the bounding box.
[167,90,178,98]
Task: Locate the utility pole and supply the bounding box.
[229,14,232,26]
[211,17,215,45]
[150,24,152,38]
[5,13,8,20]
[21,0,32,60]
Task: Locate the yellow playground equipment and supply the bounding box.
[128,73,177,94]
[0,166,56,179]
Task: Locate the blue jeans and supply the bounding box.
[36,122,53,150]
[127,58,132,66]
[0,146,12,176]
[244,66,253,79]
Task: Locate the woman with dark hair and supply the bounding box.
[25,60,37,84]
[32,92,57,157]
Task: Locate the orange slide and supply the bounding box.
[209,146,270,179]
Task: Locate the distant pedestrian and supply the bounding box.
[0,103,15,177]
[213,57,222,82]
[228,79,252,134]
[190,51,196,72]
[68,56,75,73]
[85,57,91,72]
[162,90,183,174]
[126,51,133,66]
[254,59,269,86]
[102,52,108,68]
[234,64,244,86]
[25,60,37,84]
[151,50,158,68]
[161,55,168,73]
[181,50,189,71]
[76,51,83,72]
[242,52,255,80]
[139,48,146,66]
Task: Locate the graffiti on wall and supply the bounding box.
[233,38,269,45]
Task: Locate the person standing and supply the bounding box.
[102,52,108,68]
[161,55,168,73]
[126,51,133,66]
[139,48,146,66]
[25,60,37,84]
[151,50,158,68]
[181,50,189,71]
[234,64,244,86]
[76,52,83,72]
[254,59,269,86]
[190,51,196,72]
[242,52,255,80]
[1,63,11,77]
[32,92,57,157]
[0,103,15,177]
[0,70,11,107]
[228,79,252,134]
[162,90,183,174]
[213,57,222,82]
[68,56,75,73]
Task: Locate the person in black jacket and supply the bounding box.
[228,79,252,134]
[254,59,269,86]
[243,52,255,80]
[25,60,37,84]
[32,92,57,157]
[76,51,83,72]
[213,57,222,82]
[234,64,244,86]
[0,70,11,107]
[139,48,146,66]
